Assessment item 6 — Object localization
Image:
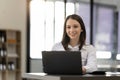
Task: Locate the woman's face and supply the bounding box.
[66,18,82,41]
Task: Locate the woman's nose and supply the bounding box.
[70,27,74,31]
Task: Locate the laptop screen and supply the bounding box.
[42,51,82,75]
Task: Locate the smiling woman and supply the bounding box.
[52,14,97,73]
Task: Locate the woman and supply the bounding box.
[52,14,97,74]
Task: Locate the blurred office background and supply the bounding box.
[27,0,120,72]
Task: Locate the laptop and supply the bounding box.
[42,51,83,75]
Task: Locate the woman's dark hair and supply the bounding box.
[61,14,86,50]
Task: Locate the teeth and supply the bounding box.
[70,32,76,34]
[71,33,75,36]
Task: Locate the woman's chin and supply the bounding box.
[70,37,77,40]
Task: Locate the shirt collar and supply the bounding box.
[68,44,80,51]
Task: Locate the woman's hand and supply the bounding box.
[82,67,86,74]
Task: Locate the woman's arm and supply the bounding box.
[83,45,97,73]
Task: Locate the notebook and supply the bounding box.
[42,51,82,75]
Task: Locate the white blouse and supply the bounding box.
[52,42,97,73]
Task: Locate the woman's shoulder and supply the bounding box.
[82,43,96,51]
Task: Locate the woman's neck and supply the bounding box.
[69,39,79,47]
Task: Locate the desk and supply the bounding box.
[22,72,120,80]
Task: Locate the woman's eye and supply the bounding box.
[66,26,71,29]
[74,25,78,28]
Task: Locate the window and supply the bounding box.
[93,5,116,59]
[75,3,90,43]
[54,1,65,43]
[66,2,75,17]
[117,10,120,60]
[30,0,45,58]
[30,0,65,58]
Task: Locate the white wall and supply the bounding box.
[0,0,27,74]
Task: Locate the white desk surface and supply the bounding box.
[22,73,60,80]
[22,72,120,80]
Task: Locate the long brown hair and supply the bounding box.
[61,14,86,50]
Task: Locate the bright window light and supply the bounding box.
[55,1,64,43]
[96,51,111,59]
[116,65,120,68]
[30,0,45,59]
[116,54,120,60]
[30,0,65,59]
[97,65,111,68]
[45,1,54,51]
[66,2,75,17]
